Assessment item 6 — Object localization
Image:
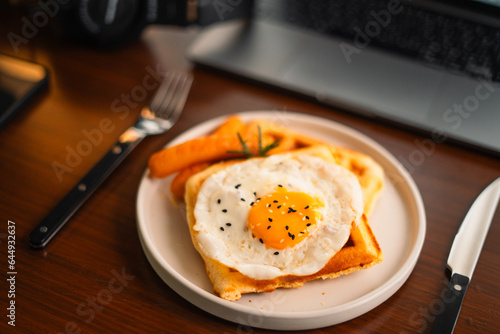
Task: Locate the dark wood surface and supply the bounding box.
[1,4,499,334]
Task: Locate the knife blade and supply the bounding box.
[431,177,500,334]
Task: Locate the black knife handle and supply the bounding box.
[29,138,142,249]
[431,273,470,334]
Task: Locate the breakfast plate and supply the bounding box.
[136,111,426,330]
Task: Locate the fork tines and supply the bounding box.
[151,71,193,120]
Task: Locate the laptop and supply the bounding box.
[186,0,500,156]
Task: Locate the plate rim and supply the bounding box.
[136,111,426,330]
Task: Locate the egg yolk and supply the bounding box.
[247,187,320,250]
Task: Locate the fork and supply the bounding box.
[29,71,193,249]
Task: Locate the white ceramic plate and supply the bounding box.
[136,111,426,330]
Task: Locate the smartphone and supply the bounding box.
[0,53,49,130]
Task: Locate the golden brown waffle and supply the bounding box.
[184,145,384,301]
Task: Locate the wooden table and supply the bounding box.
[1,4,499,334]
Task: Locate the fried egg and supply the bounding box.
[193,154,363,280]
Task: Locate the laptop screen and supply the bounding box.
[255,0,500,28]
[420,0,500,25]
[472,0,500,7]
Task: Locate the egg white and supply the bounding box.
[193,154,363,280]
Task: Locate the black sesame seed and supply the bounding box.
[222,209,227,213]
[241,198,245,201]
[277,205,281,209]
[274,252,279,255]
[305,216,310,220]
[250,202,254,206]
[307,223,311,226]
[220,227,224,231]
[268,218,273,222]
[235,184,241,189]
[267,204,271,207]
[288,232,292,238]
[278,184,283,187]
[253,192,257,196]
[292,234,295,240]
[288,207,297,213]
[259,238,263,244]
[273,200,278,203]
[256,197,261,201]
[226,223,232,226]
[285,226,289,230]
[304,205,309,209]
[217,199,221,204]
[267,225,271,229]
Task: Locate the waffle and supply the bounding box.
[184,144,384,301]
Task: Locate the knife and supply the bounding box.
[431,177,500,334]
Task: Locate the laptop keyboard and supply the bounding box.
[255,0,500,82]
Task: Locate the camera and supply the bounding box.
[24,0,253,46]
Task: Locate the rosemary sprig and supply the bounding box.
[227,132,252,156]
[227,126,280,158]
